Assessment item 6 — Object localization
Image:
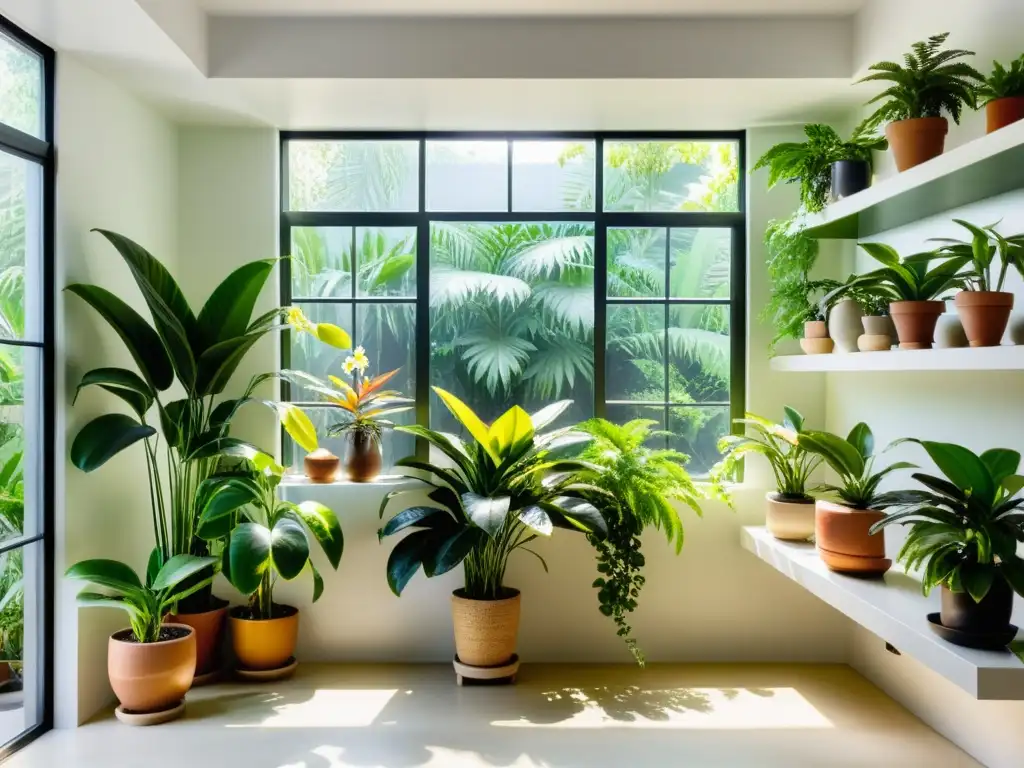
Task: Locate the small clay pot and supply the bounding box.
[304,448,340,483]
[830,160,870,201]
[167,598,228,678]
[230,605,299,672]
[451,588,521,668]
[108,624,196,714]
[828,299,864,354]
[765,492,816,541]
[815,501,891,576]
[345,433,382,482]
[889,300,945,349]
[804,320,828,339]
[986,96,1024,133]
[885,117,948,172]
[939,578,1013,635]
[954,291,1014,347]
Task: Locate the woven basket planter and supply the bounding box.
[451,589,521,668]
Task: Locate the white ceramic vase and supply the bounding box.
[934,312,968,348]
[828,299,864,353]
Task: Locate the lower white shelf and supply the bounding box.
[740,526,1024,700]
[770,345,1024,372]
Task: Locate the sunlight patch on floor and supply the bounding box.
[225,688,400,728]
[301,746,543,768]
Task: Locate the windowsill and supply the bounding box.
[280,474,426,491]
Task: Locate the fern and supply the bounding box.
[978,55,1024,105]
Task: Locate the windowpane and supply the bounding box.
[0,151,42,342]
[0,345,40,543]
[429,221,594,431]
[603,140,740,213]
[355,227,417,298]
[0,33,42,138]
[355,302,416,415]
[669,228,732,299]
[426,141,508,212]
[287,140,418,212]
[512,141,595,212]
[669,305,730,403]
[0,541,42,744]
[608,227,665,298]
[287,303,353,388]
[604,404,666,449]
[290,226,352,299]
[668,406,731,476]
[605,304,664,403]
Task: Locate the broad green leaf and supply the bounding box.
[75,592,140,620]
[960,563,995,604]
[291,500,344,569]
[799,432,865,479]
[847,423,874,460]
[187,436,262,462]
[386,529,442,596]
[432,388,497,465]
[227,523,272,595]
[518,505,553,536]
[914,440,996,508]
[1002,474,1024,498]
[271,516,310,581]
[145,547,163,589]
[315,323,351,349]
[152,554,218,592]
[74,368,155,419]
[196,259,276,350]
[70,414,156,472]
[980,449,1021,489]
[782,406,804,433]
[425,527,481,576]
[859,242,901,266]
[379,506,454,539]
[310,561,324,603]
[488,405,534,456]
[196,477,262,540]
[274,403,318,453]
[195,330,268,396]
[530,400,572,431]
[461,493,511,538]
[1000,557,1024,598]
[65,559,144,598]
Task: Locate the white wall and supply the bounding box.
[56,56,180,726]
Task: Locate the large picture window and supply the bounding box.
[281,133,744,476]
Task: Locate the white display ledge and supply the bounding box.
[800,119,1024,239]
[770,346,1024,373]
[741,526,1024,700]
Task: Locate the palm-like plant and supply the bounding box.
[379,388,609,600]
[977,55,1024,105]
[855,33,984,136]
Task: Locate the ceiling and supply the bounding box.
[198,0,865,16]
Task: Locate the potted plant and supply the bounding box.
[855,33,983,171]
[801,302,835,355]
[856,293,894,352]
[830,128,888,202]
[977,55,1024,133]
[929,220,1024,347]
[379,389,607,681]
[67,230,349,680]
[65,553,217,723]
[573,418,723,665]
[196,450,343,675]
[711,407,822,541]
[871,440,1024,649]
[798,424,914,575]
[824,243,970,349]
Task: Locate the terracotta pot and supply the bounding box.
[230,605,299,671]
[814,501,891,575]
[986,96,1024,134]
[800,338,834,355]
[167,599,227,677]
[828,299,864,354]
[108,624,196,713]
[345,433,382,483]
[304,448,340,483]
[804,320,828,339]
[940,578,1013,634]
[954,291,1014,347]
[858,315,893,352]
[765,492,816,541]
[889,300,944,349]
[885,117,948,171]
[451,588,521,668]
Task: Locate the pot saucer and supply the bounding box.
[115,699,185,726]
[926,613,1018,650]
[453,653,519,686]
[191,667,224,687]
[817,547,891,576]
[235,657,298,682]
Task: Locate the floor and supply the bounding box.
[10,664,979,768]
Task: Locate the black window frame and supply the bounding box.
[279,130,745,472]
[0,11,55,758]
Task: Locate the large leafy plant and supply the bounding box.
[977,55,1024,105]
[871,441,1024,603]
[798,423,914,509]
[855,33,984,135]
[65,554,218,643]
[711,407,821,501]
[823,242,970,305]
[195,451,344,620]
[378,389,608,600]
[928,220,1024,292]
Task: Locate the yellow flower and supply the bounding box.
[285,307,314,333]
[343,357,356,375]
[352,345,369,373]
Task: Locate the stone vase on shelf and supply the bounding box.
[828,300,864,353]
[857,315,893,352]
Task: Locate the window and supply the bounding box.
[281,133,744,475]
[0,13,54,756]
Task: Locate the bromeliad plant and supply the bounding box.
[870,441,1024,603]
[928,220,1024,292]
[379,388,608,600]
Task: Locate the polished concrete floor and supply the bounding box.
[10,663,979,767]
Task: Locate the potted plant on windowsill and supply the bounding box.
[798,424,914,576]
[65,553,217,724]
[712,407,822,541]
[855,33,983,172]
[871,440,1024,649]
[379,389,608,683]
[978,54,1024,133]
[929,219,1024,347]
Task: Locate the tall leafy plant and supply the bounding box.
[977,55,1024,105]
[928,220,1024,292]
[822,243,970,305]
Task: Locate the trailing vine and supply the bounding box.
[589,510,646,665]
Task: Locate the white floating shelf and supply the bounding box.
[800,119,1024,239]
[741,526,1024,700]
[770,346,1024,373]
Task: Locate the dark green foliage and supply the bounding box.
[928,219,1024,293]
[977,55,1024,105]
[823,242,970,305]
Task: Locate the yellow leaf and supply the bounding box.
[433,387,498,465]
[315,323,351,350]
[328,374,357,398]
[487,405,534,456]
[280,404,318,453]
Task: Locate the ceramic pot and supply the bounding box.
[451,589,521,668]
[954,291,1014,347]
[828,299,864,353]
[345,433,382,483]
[830,160,870,201]
[108,624,195,714]
[857,315,893,352]
[804,320,828,339]
[230,605,299,671]
[166,598,228,678]
[889,300,944,349]
[765,492,816,541]
[814,501,891,576]
[986,96,1024,133]
[800,338,834,354]
[885,117,948,171]
[939,578,1013,634]
[935,313,968,348]
[304,448,340,483]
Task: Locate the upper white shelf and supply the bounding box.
[770,346,1024,373]
[741,526,1024,700]
[800,119,1024,239]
